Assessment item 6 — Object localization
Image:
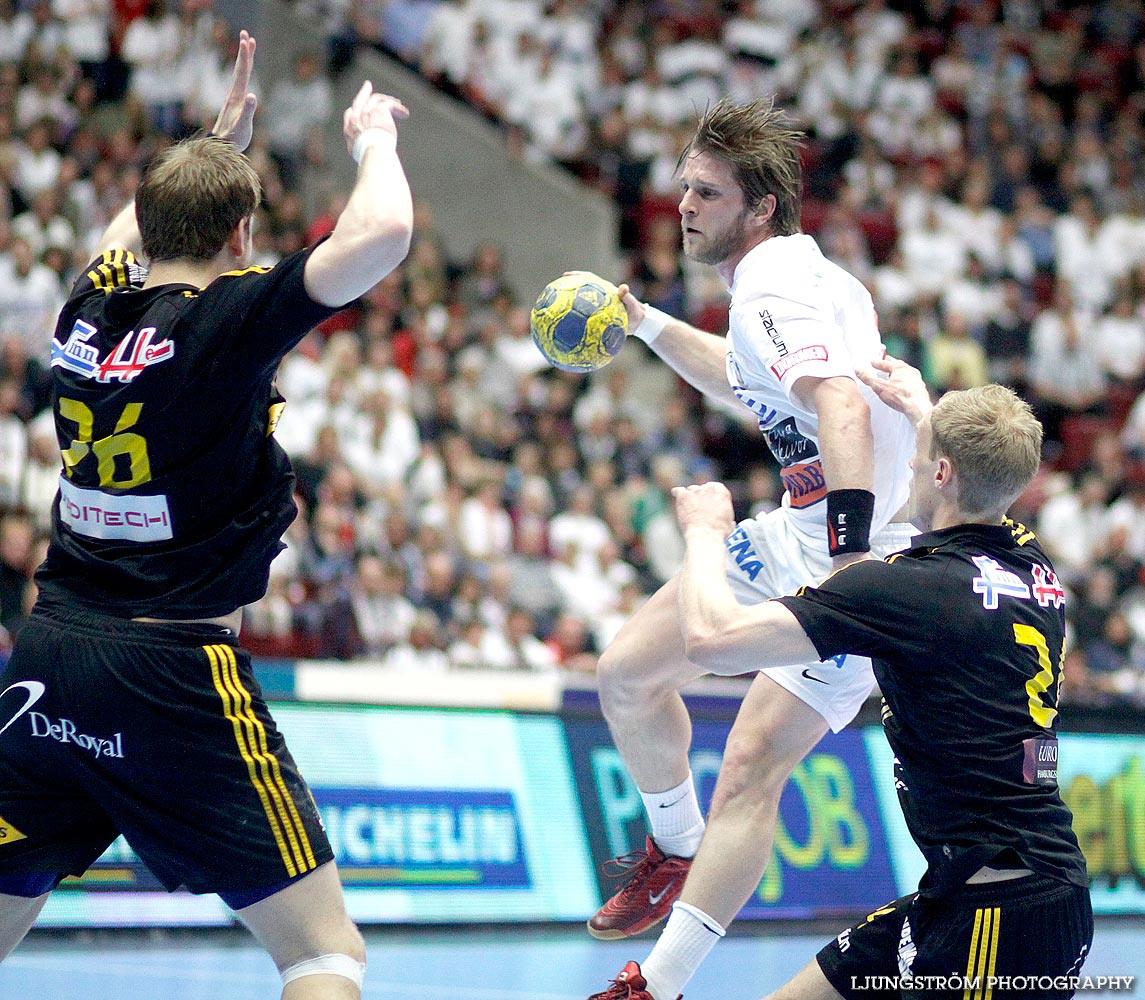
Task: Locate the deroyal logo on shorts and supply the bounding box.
[29,712,125,759]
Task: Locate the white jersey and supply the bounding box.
[724,233,914,545]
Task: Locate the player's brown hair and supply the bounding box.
[136,137,261,263]
[681,98,804,236]
[930,384,1043,516]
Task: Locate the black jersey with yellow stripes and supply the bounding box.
[35,241,340,618]
[776,520,1088,895]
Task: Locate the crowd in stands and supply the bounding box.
[1,0,1145,709]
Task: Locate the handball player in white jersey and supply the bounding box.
[585,99,917,1000]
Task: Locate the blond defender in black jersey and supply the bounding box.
[662,370,1092,1000]
[777,518,1087,895]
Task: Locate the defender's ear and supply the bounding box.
[227,216,251,260]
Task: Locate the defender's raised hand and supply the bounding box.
[211,29,258,152]
[342,80,408,159]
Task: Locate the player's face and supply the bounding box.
[678,151,758,268]
[908,413,939,530]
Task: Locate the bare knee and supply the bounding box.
[596,642,649,720]
[237,863,366,972]
[276,913,365,971]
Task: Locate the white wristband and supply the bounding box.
[630,304,670,345]
[352,128,396,165]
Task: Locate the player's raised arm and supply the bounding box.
[303,81,414,308]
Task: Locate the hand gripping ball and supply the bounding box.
[529,271,628,373]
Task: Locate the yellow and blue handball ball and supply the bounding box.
[530,271,628,373]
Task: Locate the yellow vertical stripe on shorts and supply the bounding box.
[205,645,316,877]
[984,906,1001,995]
[217,644,317,873]
[963,906,1001,1000]
[964,907,984,1000]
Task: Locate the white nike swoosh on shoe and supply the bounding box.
[648,881,678,906]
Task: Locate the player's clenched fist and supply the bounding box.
[672,482,736,536]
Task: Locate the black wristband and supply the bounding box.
[826,489,875,557]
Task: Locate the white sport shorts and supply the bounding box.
[722,510,917,733]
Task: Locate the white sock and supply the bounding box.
[640,774,705,858]
[642,901,726,1000]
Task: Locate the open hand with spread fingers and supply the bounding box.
[211,29,258,152]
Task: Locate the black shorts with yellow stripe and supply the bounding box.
[817,874,1092,1000]
[0,605,331,904]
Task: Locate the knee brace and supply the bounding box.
[281,953,366,989]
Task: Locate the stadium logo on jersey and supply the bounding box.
[971,555,1031,609]
[51,320,175,383]
[759,309,787,356]
[1031,565,1066,608]
[770,344,828,380]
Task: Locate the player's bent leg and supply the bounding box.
[678,672,828,927]
[0,891,50,961]
[761,958,846,1000]
[234,861,366,1000]
[595,573,706,792]
[591,574,710,940]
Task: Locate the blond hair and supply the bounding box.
[680,98,804,236]
[136,137,261,262]
[930,384,1043,516]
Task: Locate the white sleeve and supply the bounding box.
[730,280,861,408]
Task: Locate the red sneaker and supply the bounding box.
[587,961,682,1000]
[587,835,691,940]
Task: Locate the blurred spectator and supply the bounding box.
[19,409,56,530]
[0,235,63,354]
[121,0,186,136]
[0,379,26,509]
[1094,291,1145,387]
[543,612,597,673]
[448,617,515,670]
[0,511,34,638]
[1027,284,1108,448]
[345,553,418,659]
[1037,472,1115,584]
[927,311,990,393]
[12,188,75,257]
[381,609,449,672]
[497,605,555,671]
[983,278,1033,394]
[265,49,332,187]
